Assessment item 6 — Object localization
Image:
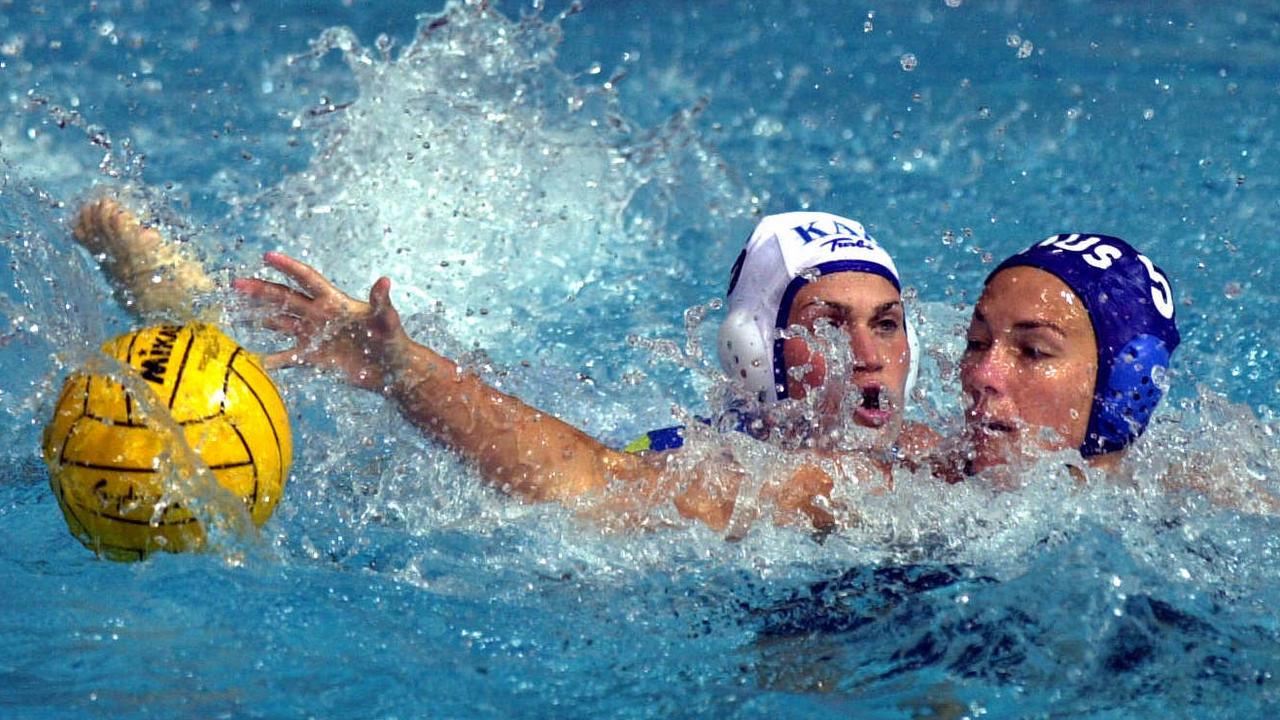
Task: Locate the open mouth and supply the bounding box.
[967,405,1017,436]
[980,419,1016,434]
[852,384,892,427]
[860,385,883,411]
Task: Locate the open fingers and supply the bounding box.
[258,312,310,339]
[232,276,324,320]
[263,251,343,300]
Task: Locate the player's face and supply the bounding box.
[959,267,1097,475]
[781,272,911,430]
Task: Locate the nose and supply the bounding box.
[847,326,884,371]
[961,344,1012,400]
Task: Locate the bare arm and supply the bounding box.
[234,252,643,502]
[74,199,856,532]
[234,252,864,530]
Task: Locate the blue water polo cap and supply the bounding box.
[987,233,1180,457]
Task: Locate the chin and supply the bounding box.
[965,435,1017,476]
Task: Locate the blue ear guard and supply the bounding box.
[1086,334,1171,456]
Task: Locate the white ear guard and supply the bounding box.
[716,211,918,405]
[718,305,781,401]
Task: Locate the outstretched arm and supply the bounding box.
[73,200,856,532]
[234,252,647,502]
[234,253,865,531]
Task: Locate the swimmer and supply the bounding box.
[673,211,933,454]
[74,199,931,533]
[945,232,1181,484]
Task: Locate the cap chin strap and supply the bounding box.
[903,317,919,406]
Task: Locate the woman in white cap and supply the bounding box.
[75,200,933,532]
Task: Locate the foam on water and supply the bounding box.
[2,1,1280,717]
[249,1,746,362]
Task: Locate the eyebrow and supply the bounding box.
[970,311,1067,337]
[1012,320,1068,337]
[803,299,903,316]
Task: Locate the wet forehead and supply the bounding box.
[792,272,902,314]
[978,266,1093,333]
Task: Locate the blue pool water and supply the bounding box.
[2,1,1280,717]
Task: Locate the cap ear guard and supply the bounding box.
[718,307,779,403]
[1083,334,1171,456]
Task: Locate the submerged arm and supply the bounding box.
[73,197,215,318]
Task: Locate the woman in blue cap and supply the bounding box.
[953,232,1180,482]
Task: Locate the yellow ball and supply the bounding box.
[41,323,292,560]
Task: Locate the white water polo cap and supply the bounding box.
[717,212,919,403]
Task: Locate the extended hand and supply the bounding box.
[233,252,408,392]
